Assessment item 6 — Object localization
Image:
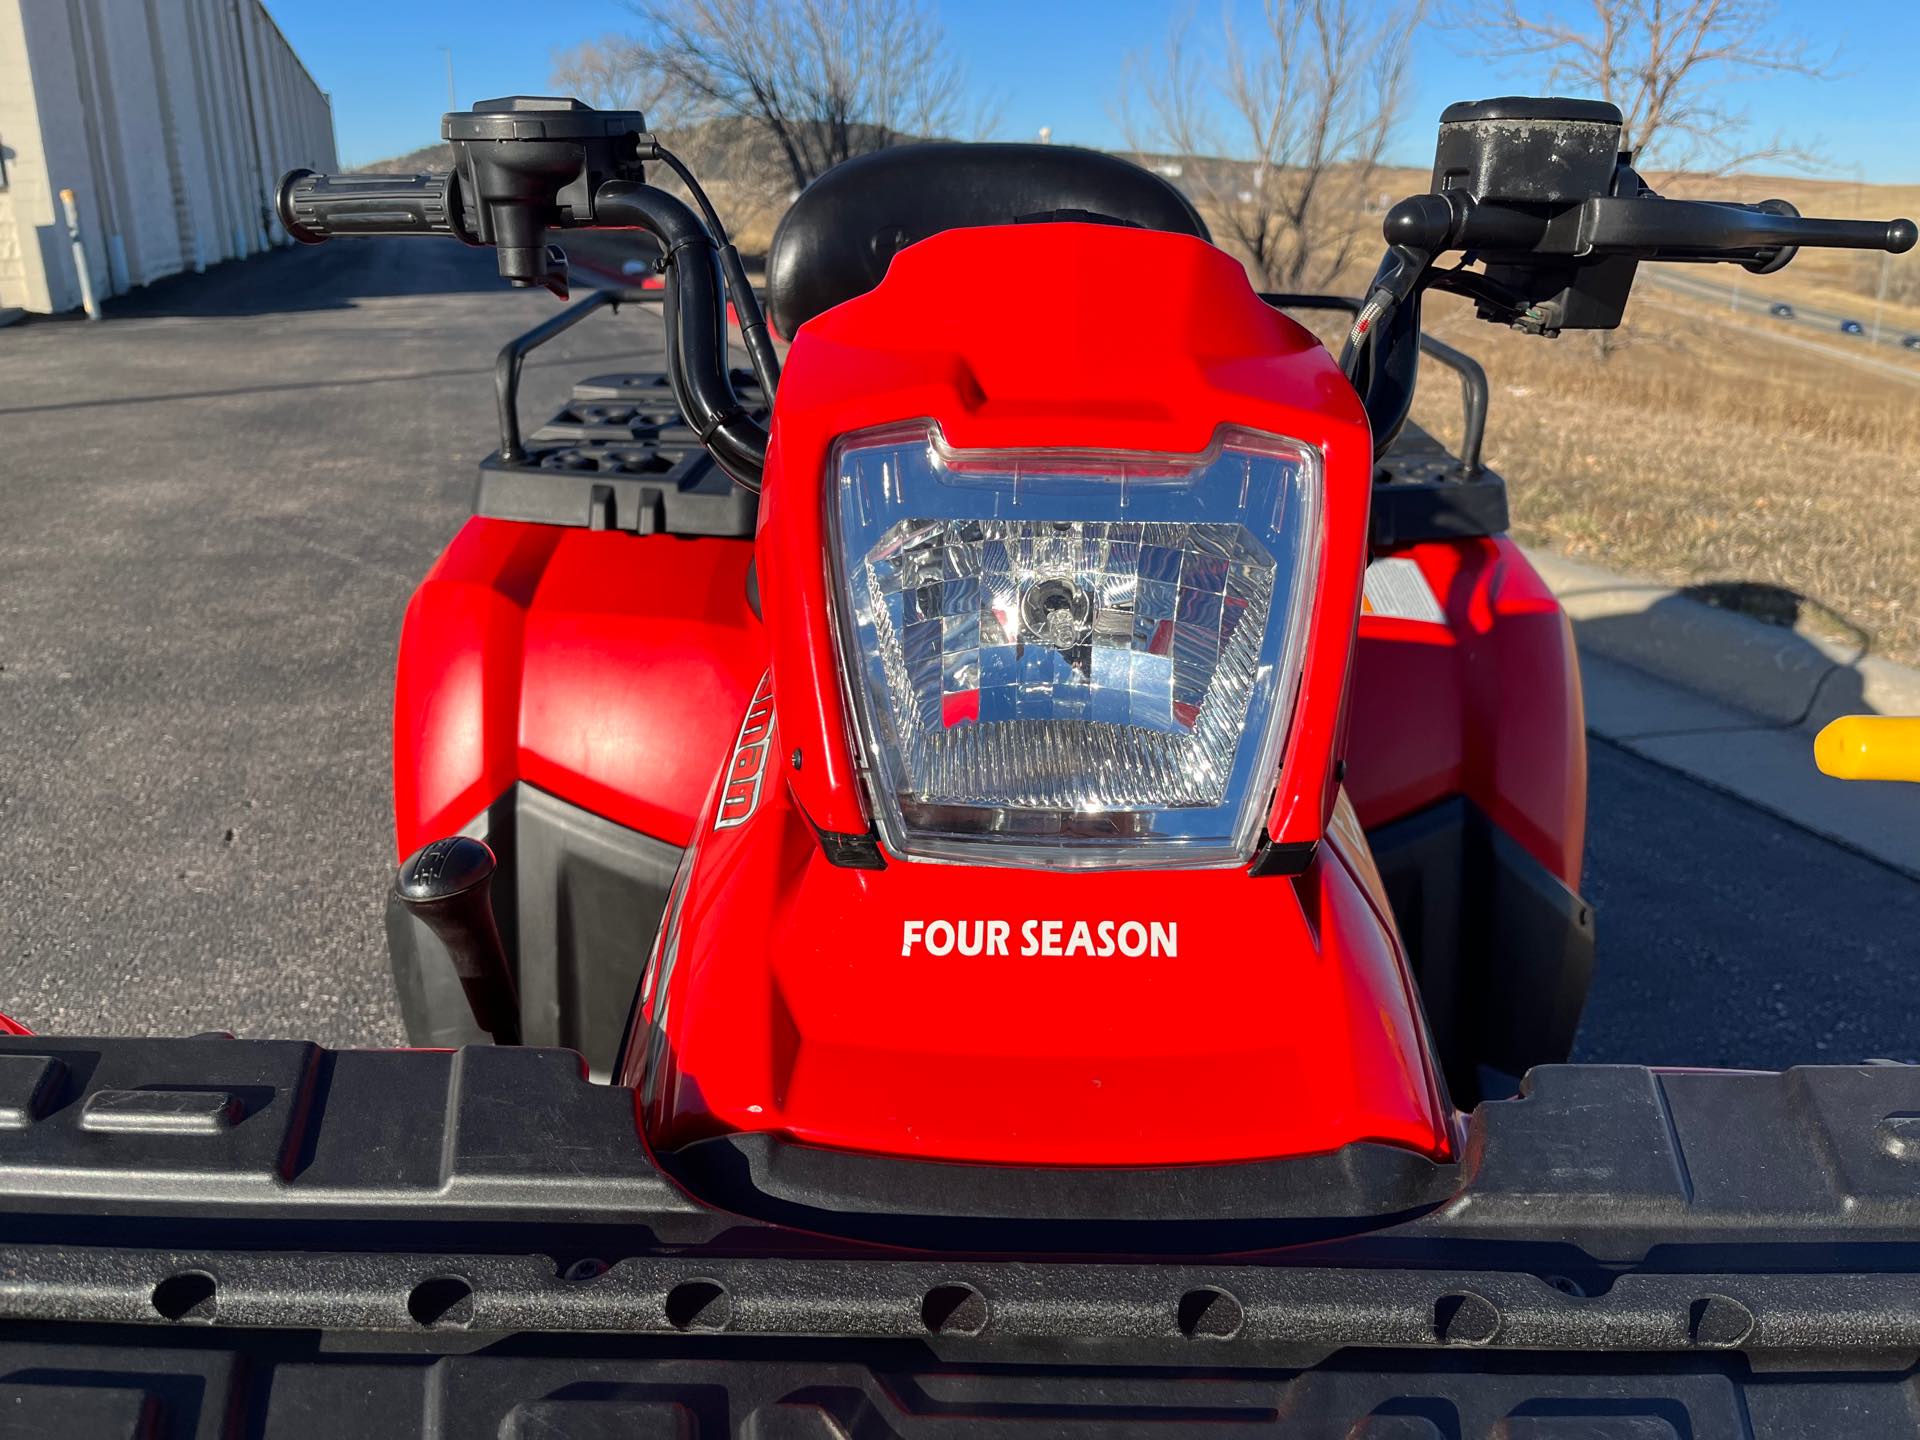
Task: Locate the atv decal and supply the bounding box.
[901,918,1177,959]
[715,671,775,830]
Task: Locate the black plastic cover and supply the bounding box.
[1,1332,1915,1437]
[13,1037,1920,1261]
[1432,97,1623,206]
[1371,421,1510,548]
[1369,796,1594,1102]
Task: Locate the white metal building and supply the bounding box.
[0,0,335,315]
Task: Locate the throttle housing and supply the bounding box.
[443,97,650,293]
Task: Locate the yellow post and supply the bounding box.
[1813,716,1920,783]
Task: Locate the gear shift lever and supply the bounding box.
[391,837,521,1045]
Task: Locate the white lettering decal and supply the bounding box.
[900,919,1178,959]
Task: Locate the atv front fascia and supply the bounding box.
[620,219,1462,1177]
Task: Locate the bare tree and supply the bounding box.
[550,34,678,116]
[1445,0,1836,174]
[625,0,973,192]
[1123,0,1422,292]
[547,36,775,249]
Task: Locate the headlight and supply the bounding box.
[828,423,1321,868]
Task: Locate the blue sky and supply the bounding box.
[270,0,1920,183]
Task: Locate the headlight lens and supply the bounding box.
[829,423,1320,867]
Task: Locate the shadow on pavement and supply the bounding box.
[96,235,509,319]
[1571,579,1876,733]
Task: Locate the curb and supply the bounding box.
[1522,546,1920,875]
[1526,548,1920,729]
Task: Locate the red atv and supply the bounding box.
[0,94,1915,1430]
[269,96,1914,1200]
[320,100,1600,1132]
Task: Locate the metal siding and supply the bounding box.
[0,0,335,311]
[0,0,56,310]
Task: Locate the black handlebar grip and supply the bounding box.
[276,168,470,244]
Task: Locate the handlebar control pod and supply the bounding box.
[277,170,471,244]
[443,97,649,292]
[278,97,651,295]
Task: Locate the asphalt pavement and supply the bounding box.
[3,239,1917,1069]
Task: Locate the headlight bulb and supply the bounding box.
[1020,575,1095,654]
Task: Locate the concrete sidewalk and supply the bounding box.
[1528,549,1920,876]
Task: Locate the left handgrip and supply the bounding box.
[276,169,472,244]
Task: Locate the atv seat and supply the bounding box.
[764,142,1210,339]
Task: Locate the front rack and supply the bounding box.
[477,286,761,539]
[476,286,1508,550]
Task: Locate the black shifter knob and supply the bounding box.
[392,837,521,1045]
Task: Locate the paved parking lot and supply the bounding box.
[2,240,1917,1066]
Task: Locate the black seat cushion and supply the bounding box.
[764,143,1209,338]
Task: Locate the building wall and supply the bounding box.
[0,0,336,314]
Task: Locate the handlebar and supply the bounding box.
[277,169,472,245]
[273,97,773,490]
[1384,189,1917,270]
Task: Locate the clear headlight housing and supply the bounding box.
[828,423,1321,868]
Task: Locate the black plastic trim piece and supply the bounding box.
[1370,467,1510,548]
[19,1036,1920,1289]
[1,1329,1911,1436]
[1248,838,1316,877]
[806,816,888,870]
[659,1130,1451,1252]
[1368,795,1595,1104]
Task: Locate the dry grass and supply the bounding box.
[1406,297,1920,661]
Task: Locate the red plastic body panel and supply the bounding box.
[758,222,1374,854]
[617,222,1450,1169]
[1346,537,1585,887]
[624,692,1452,1166]
[0,1013,30,1036]
[392,519,766,855]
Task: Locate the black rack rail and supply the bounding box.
[1262,292,1510,549]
